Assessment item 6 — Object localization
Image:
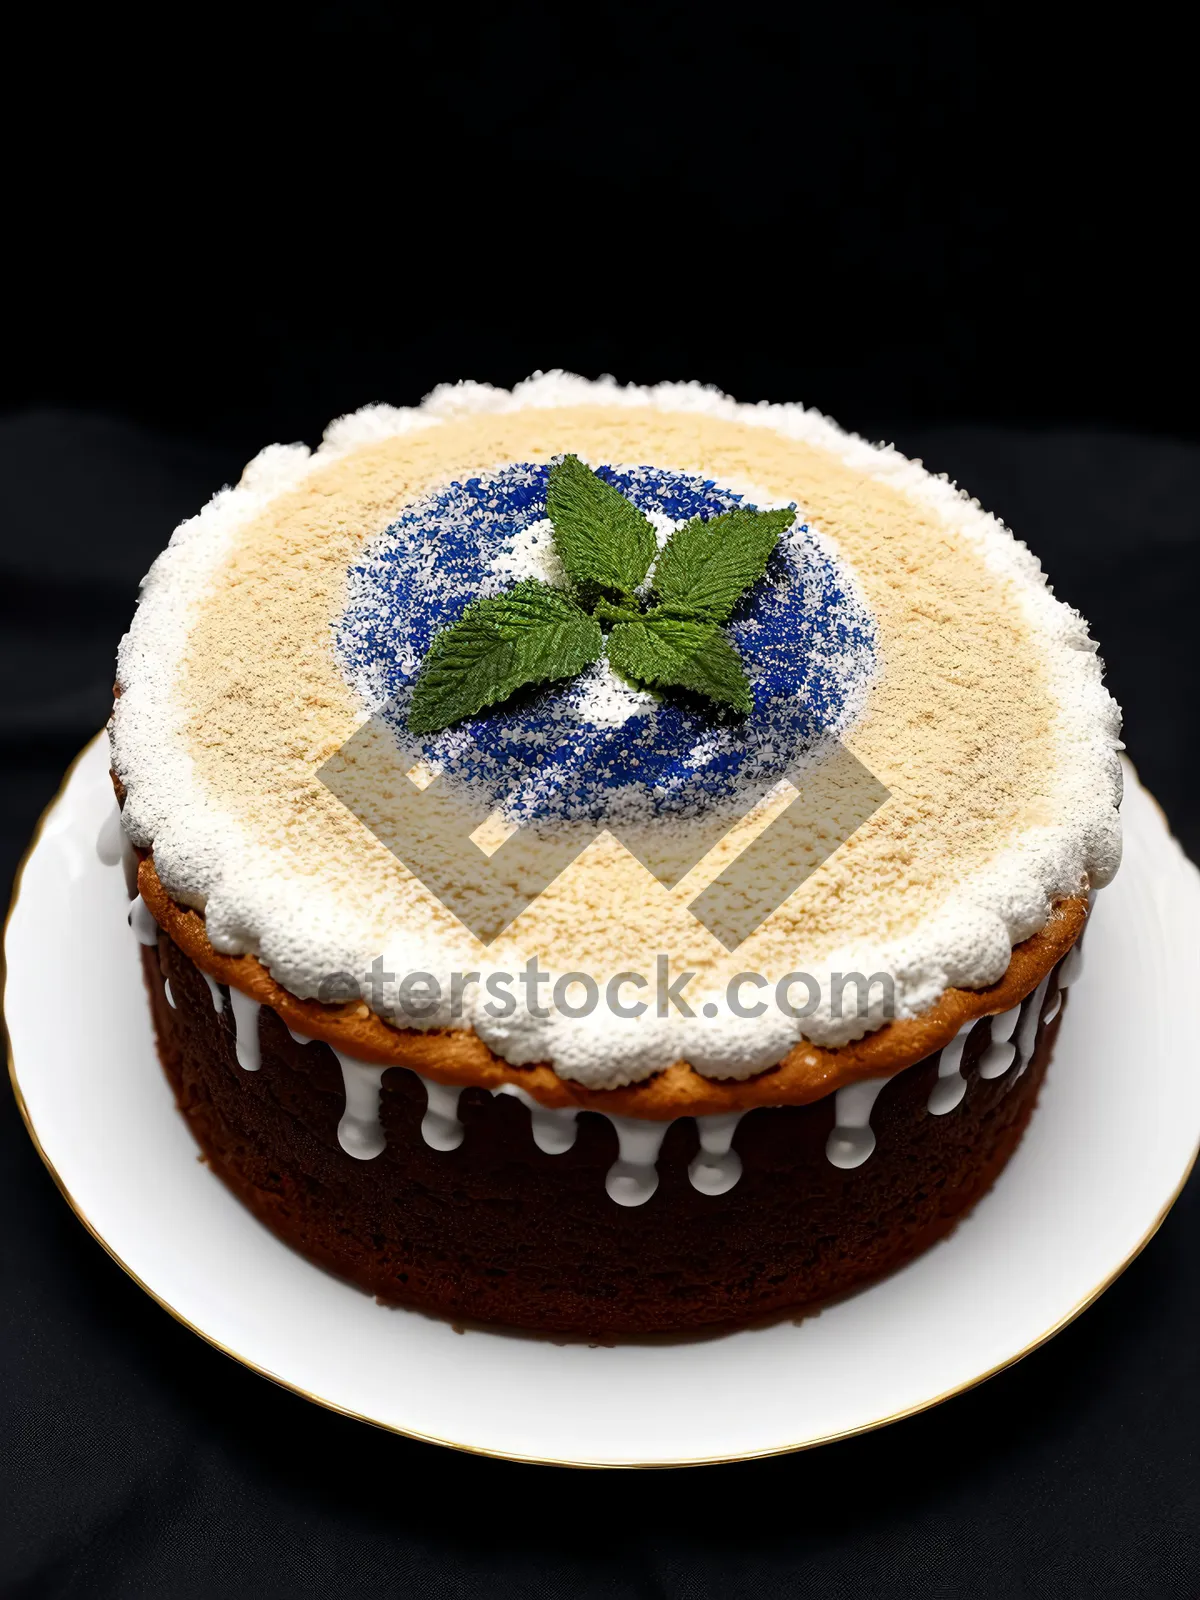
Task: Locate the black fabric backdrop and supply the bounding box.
[1,411,1197,1596]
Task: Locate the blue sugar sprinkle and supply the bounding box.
[335,463,876,823]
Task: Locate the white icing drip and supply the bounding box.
[287,1025,311,1044]
[1013,975,1052,1079]
[122,838,139,898]
[535,1108,585,1159]
[927,1022,974,1115]
[978,1003,1022,1079]
[527,1104,579,1154]
[96,806,123,865]
[99,804,140,896]
[493,1083,581,1153]
[127,894,159,946]
[333,1051,387,1160]
[605,1114,670,1206]
[421,1080,464,1151]
[688,1111,744,1196]
[1059,941,1084,989]
[1043,940,1081,1026]
[228,988,262,1071]
[201,971,225,1013]
[164,978,176,1009]
[825,1077,889,1169]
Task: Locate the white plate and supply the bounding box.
[6,737,1200,1467]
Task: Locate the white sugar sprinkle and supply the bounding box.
[481,517,567,595]
[569,657,659,728]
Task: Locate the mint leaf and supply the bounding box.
[592,598,641,626]
[546,454,658,600]
[652,506,795,621]
[607,612,753,714]
[408,580,602,735]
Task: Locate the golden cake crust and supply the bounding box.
[137,852,1085,1119]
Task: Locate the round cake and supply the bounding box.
[109,373,1122,1335]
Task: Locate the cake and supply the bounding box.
[108,374,1122,1336]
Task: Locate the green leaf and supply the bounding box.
[606,611,753,714]
[652,506,796,621]
[592,598,641,626]
[546,454,659,600]
[407,580,603,735]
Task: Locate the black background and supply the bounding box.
[3,12,1198,1597]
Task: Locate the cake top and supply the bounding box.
[112,374,1122,1091]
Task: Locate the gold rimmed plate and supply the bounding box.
[6,736,1199,1467]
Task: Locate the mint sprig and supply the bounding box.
[407,456,795,735]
